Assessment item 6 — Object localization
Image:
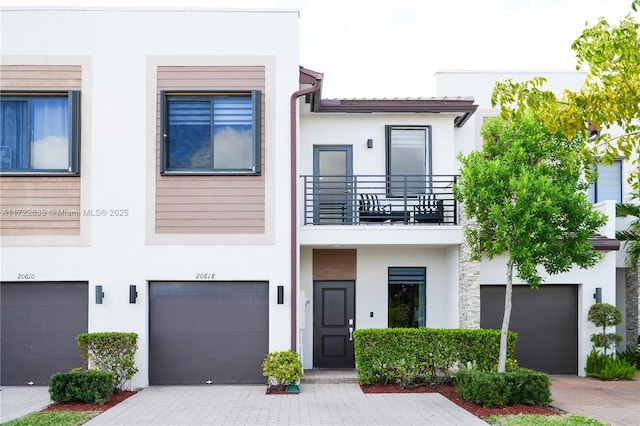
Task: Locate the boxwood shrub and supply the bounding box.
[455,368,551,408]
[49,370,115,404]
[353,328,517,386]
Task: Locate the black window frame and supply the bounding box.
[160,90,261,176]
[388,266,426,328]
[0,90,81,176]
[385,125,432,197]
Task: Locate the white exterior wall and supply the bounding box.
[0,7,299,389]
[298,247,460,368]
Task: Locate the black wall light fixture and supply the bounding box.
[129,285,138,304]
[367,138,373,148]
[594,287,602,303]
[277,285,284,304]
[95,285,104,304]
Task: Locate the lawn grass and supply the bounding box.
[486,414,605,425]
[1,411,100,426]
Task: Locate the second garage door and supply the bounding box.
[480,284,578,374]
[149,281,269,385]
[1,282,88,386]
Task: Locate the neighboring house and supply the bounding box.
[0,8,626,389]
[436,70,633,366]
[0,6,299,388]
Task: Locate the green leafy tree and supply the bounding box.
[616,189,640,271]
[491,0,640,190]
[454,112,607,372]
[587,302,623,355]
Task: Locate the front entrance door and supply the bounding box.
[313,145,353,224]
[313,281,355,368]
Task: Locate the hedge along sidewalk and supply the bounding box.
[354,328,517,386]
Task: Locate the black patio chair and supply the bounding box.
[413,193,444,224]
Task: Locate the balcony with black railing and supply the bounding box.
[301,175,459,226]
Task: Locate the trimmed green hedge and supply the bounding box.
[49,370,115,404]
[353,328,517,386]
[77,332,139,390]
[455,368,551,408]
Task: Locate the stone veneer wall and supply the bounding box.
[458,212,481,329]
[625,263,639,347]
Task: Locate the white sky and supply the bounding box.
[1,0,635,97]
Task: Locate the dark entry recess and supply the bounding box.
[313,281,355,368]
[480,284,578,374]
[1,282,88,385]
[149,281,268,385]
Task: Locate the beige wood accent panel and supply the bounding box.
[0,177,81,235]
[0,65,82,236]
[313,249,357,281]
[156,66,266,234]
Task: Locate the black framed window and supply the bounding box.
[161,90,261,175]
[588,160,622,203]
[388,267,426,328]
[0,91,80,175]
[385,125,431,196]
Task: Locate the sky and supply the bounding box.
[0,0,635,97]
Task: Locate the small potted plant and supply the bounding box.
[262,350,304,394]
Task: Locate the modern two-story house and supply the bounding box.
[0,7,627,389]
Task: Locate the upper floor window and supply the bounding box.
[385,125,431,196]
[588,160,622,203]
[0,91,80,175]
[388,267,426,328]
[160,91,261,175]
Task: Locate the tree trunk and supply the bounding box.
[498,260,513,373]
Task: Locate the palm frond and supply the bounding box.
[616,203,640,218]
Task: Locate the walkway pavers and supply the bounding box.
[0,386,52,424]
[84,384,486,425]
[550,375,640,426]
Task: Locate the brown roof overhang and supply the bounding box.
[589,236,621,251]
[299,67,477,127]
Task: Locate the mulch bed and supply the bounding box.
[361,383,563,419]
[41,390,137,412]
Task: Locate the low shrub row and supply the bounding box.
[455,368,551,408]
[353,328,517,386]
[49,370,115,404]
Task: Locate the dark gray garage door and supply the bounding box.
[1,282,88,385]
[149,281,269,385]
[480,284,577,374]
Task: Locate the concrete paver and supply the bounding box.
[84,384,486,425]
[0,386,52,424]
[550,375,640,426]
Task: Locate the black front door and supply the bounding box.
[313,281,355,368]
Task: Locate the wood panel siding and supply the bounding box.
[0,65,82,236]
[313,249,357,280]
[156,66,266,234]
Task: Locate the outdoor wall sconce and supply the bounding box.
[277,285,284,304]
[367,138,373,149]
[95,285,104,304]
[129,285,138,304]
[594,287,602,303]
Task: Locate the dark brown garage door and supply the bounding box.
[480,284,577,374]
[1,282,88,385]
[149,281,269,385]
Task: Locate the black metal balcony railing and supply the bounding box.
[302,174,459,226]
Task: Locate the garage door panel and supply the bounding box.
[150,305,268,333]
[149,281,268,385]
[2,284,87,306]
[481,284,577,374]
[151,357,264,385]
[2,333,81,359]
[151,283,266,306]
[2,306,88,333]
[1,282,88,386]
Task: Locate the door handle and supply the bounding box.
[349,327,354,342]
